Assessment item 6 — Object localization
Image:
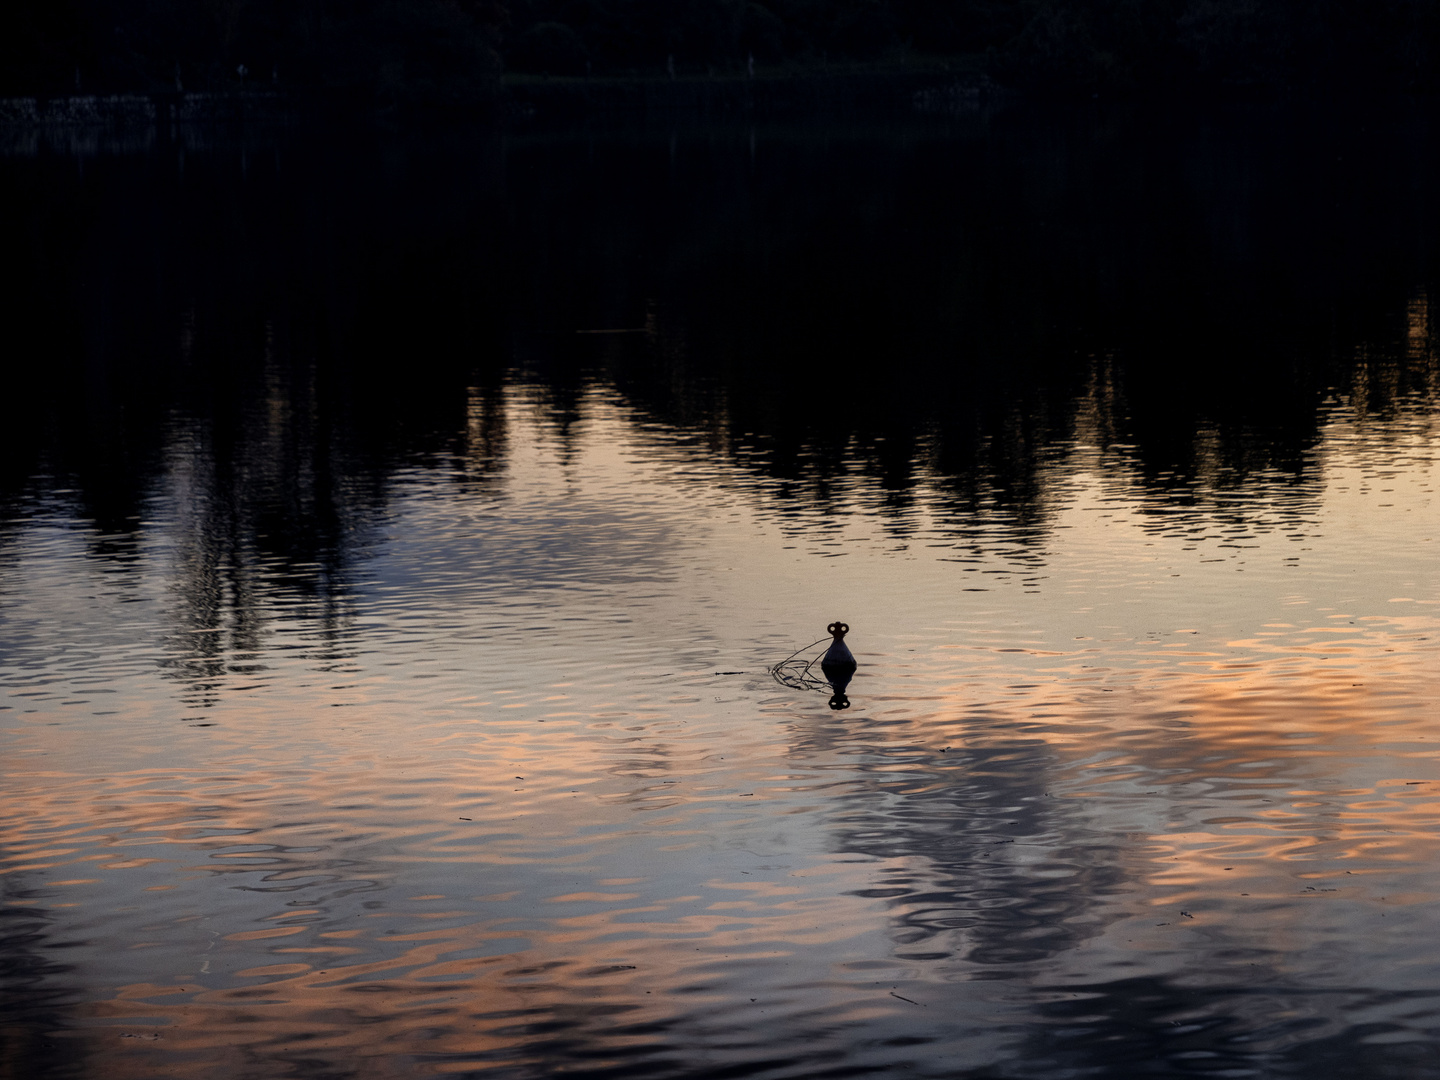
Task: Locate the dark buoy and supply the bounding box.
[821,621,855,669]
[770,621,860,709]
[821,621,856,710]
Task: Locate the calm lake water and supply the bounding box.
[3,100,1439,1079]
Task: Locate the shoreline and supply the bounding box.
[0,64,1000,132]
[0,90,294,127]
[503,66,999,121]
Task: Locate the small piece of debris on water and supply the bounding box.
[889,991,925,1006]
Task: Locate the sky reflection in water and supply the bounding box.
[2,107,1440,1079]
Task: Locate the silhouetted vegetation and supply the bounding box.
[4,0,1440,100]
[0,0,504,107]
[504,0,1440,93]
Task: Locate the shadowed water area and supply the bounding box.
[2,100,1439,1078]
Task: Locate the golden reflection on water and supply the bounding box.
[2,375,1438,1076]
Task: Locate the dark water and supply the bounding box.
[2,101,1439,1079]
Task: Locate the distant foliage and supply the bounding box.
[311,0,503,107]
[501,0,1440,91]
[0,0,504,106]
[511,21,590,74]
[3,0,1440,96]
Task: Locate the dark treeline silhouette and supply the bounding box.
[0,0,504,105]
[506,0,1440,93]
[5,0,1440,99]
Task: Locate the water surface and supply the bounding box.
[3,102,1439,1078]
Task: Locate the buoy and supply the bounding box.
[821,622,856,710]
[821,621,855,672]
[769,622,859,710]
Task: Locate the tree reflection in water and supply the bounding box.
[4,103,1438,629]
[0,868,87,1080]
